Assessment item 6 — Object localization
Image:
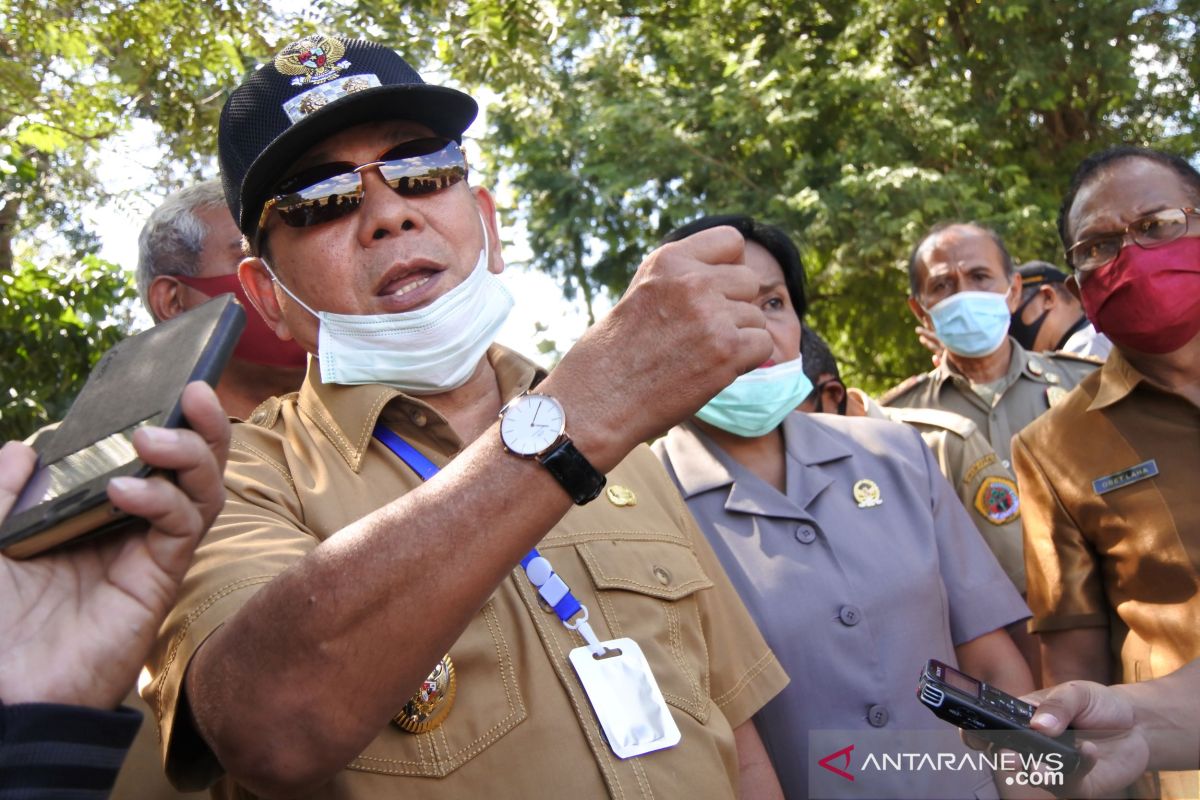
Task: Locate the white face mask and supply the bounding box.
[264,214,513,394]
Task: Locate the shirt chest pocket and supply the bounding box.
[576,538,716,724]
[345,599,527,779]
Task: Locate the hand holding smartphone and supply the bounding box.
[0,295,244,558]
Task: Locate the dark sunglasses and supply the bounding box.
[253,137,468,251]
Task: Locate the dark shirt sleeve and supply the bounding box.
[0,702,141,799]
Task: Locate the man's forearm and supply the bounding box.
[188,422,591,796]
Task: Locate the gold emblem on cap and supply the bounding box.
[852,479,882,508]
[1046,386,1069,407]
[606,485,637,507]
[274,33,350,87]
[393,654,456,734]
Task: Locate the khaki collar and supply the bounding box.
[933,338,1041,393]
[296,344,542,472]
[1087,349,1145,411]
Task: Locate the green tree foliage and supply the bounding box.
[340,0,1198,389]
[0,0,278,437]
[0,256,135,440]
[3,0,1198,435]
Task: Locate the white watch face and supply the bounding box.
[501,394,565,456]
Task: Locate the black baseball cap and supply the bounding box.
[1017,260,1069,286]
[219,32,478,238]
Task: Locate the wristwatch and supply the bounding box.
[499,392,606,505]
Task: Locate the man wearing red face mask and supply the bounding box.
[1013,146,1200,799]
[137,181,309,420]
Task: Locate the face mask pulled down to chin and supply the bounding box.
[1078,237,1200,355]
[263,214,514,394]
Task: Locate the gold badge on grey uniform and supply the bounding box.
[393,654,457,733]
[852,479,882,508]
[606,484,638,507]
[1046,386,1069,407]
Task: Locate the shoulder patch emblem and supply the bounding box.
[963,453,998,486]
[974,476,1020,525]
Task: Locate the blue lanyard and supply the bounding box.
[373,424,603,653]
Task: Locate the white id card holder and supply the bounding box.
[568,637,682,759]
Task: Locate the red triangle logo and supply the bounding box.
[818,744,856,782]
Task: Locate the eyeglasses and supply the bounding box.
[253,137,468,252]
[1066,207,1198,275]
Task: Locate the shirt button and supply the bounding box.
[795,525,817,544]
[410,409,428,427]
[653,566,672,586]
[868,704,889,727]
[838,605,862,626]
[1001,459,1010,470]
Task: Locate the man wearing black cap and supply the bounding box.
[1011,260,1111,359]
[142,33,787,799]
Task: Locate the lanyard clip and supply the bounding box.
[565,605,607,656]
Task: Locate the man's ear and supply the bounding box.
[471,185,505,275]
[147,275,186,322]
[238,257,295,341]
[907,295,930,326]
[1004,272,1024,313]
[1039,284,1059,309]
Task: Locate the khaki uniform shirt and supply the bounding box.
[855,390,1024,592]
[1014,350,1200,682]
[881,338,1099,467]
[144,346,788,800]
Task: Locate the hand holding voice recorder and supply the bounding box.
[918,659,1081,775]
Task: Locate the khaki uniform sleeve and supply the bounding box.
[950,429,1026,592]
[1012,432,1107,633]
[659,462,789,728]
[142,427,319,790]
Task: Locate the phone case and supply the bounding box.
[0,295,245,558]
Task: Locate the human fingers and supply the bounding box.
[179,381,231,475]
[663,225,746,269]
[1026,682,1109,736]
[0,441,37,520]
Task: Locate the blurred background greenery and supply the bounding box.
[1,0,1196,439]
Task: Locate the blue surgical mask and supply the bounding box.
[925,290,1011,357]
[264,213,513,394]
[695,357,813,438]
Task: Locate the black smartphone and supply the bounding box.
[0,295,245,559]
[917,659,1081,774]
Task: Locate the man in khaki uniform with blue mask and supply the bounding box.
[882,222,1098,471]
[141,33,788,799]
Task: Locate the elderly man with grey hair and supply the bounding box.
[136,180,308,420]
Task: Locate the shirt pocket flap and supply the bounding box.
[577,539,714,601]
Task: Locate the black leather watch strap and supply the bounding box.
[538,439,606,505]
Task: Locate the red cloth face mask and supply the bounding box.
[176,273,309,368]
[1079,237,1200,355]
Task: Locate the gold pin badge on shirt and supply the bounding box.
[393,654,457,734]
[1045,372,1060,385]
[1046,386,1069,407]
[606,485,637,507]
[852,479,882,508]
